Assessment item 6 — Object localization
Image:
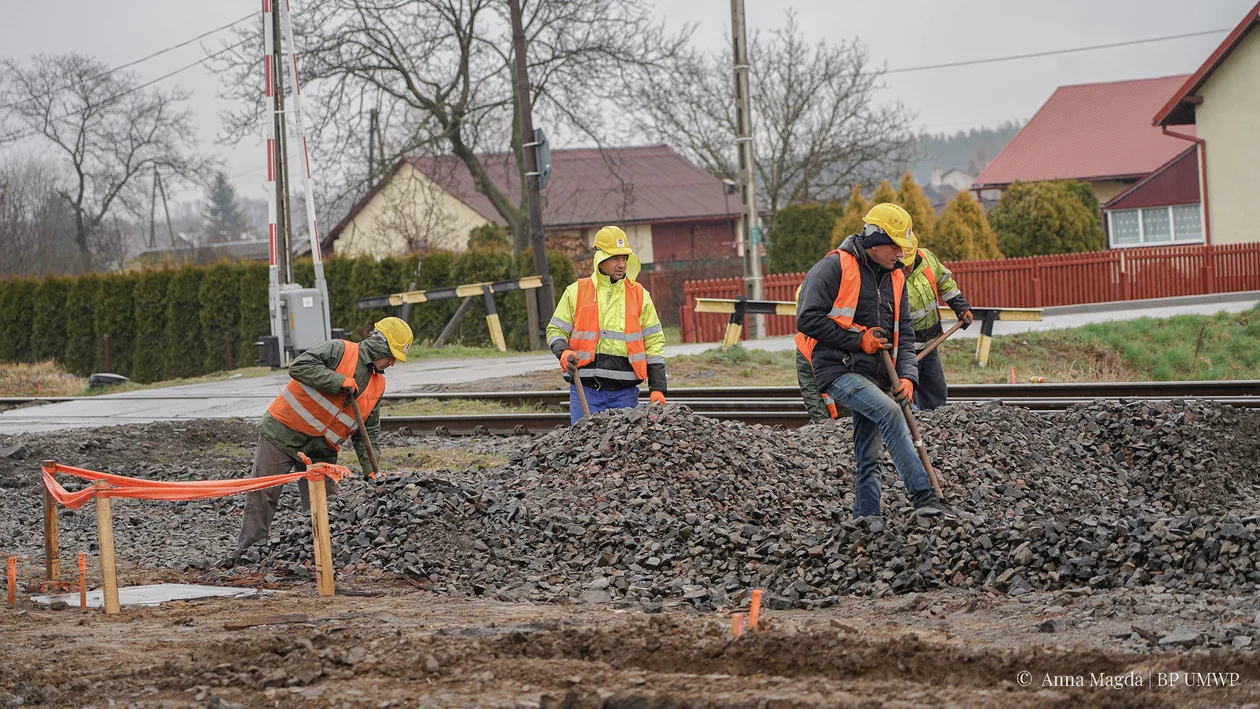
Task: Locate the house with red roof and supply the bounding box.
[1153,1,1260,246]
[973,1,1260,249]
[322,144,741,266]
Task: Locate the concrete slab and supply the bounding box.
[0,292,1254,434]
[31,583,262,608]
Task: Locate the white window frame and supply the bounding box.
[1106,204,1204,249]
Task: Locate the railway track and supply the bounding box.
[4,381,1258,436]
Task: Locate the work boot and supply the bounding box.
[914,496,960,520]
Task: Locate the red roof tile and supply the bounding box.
[973,75,1195,188]
[1154,1,1260,126]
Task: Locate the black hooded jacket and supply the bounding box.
[795,234,918,394]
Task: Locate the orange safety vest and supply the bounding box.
[794,248,905,418]
[266,340,385,451]
[569,275,648,379]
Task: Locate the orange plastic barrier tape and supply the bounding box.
[41,461,352,510]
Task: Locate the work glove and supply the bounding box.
[560,349,578,372]
[893,378,914,407]
[338,377,358,398]
[959,309,974,329]
[650,391,667,405]
[859,328,891,354]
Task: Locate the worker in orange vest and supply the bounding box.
[796,204,954,519]
[546,226,668,423]
[223,317,414,566]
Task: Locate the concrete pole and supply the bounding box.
[730,0,765,338]
[508,0,554,350]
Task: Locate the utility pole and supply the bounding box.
[508,0,553,350]
[156,172,175,248]
[148,168,158,249]
[730,0,765,339]
[367,108,380,184]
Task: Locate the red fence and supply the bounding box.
[680,243,1260,343]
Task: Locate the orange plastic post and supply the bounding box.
[1008,366,1016,384]
[731,613,745,637]
[748,589,762,630]
[6,557,15,607]
[78,553,87,609]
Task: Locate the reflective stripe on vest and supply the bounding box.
[266,340,385,451]
[794,249,905,418]
[570,275,648,380]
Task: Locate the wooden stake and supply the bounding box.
[748,589,762,630]
[307,471,336,597]
[6,557,15,607]
[93,481,120,615]
[42,464,60,582]
[731,613,745,637]
[78,552,87,609]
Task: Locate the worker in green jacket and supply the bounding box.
[793,283,831,423]
[223,317,414,566]
[902,239,972,409]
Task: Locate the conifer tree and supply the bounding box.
[203,171,244,243]
[871,179,898,206]
[932,191,1002,261]
[831,185,869,248]
[896,172,936,240]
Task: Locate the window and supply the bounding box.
[1108,204,1203,248]
[1141,207,1171,243]
[1111,210,1140,246]
[1172,204,1202,242]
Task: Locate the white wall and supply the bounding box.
[1197,29,1260,245]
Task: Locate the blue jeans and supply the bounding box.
[915,349,948,410]
[826,372,935,517]
[570,385,639,424]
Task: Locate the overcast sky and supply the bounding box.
[1,0,1251,204]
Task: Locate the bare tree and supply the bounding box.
[0,155,78,276]
[212,0,690,254]
[634,12,919,218]
[0,53,208,269]
[376,167,460,254]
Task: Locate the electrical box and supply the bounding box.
[280,286,326,354]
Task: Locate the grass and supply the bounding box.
[0,361,274,398]
[665,345,798,387]
[339,444,507,472]
[380,398,543,416]
[404,344,518,360]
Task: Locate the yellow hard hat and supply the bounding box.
[593,226,633,256]
[900,230,919,266]
[374,316,414,362]
[864,203,915,251]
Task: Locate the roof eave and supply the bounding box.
[1154,2,1260,126]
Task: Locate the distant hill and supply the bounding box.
[910,121,1023,184]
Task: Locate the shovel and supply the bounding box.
[567,355,591,420]
[915,319,966,362]
[347,395,381,481]
[874,331,944,498]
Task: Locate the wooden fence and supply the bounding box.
[680,243,1260,343]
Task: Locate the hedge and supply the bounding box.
[0,250,583,382]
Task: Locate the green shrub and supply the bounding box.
[347,255,387,340]
[131,269,173,383]
[321,257,355,333]
[451,248,515,348]
[407,251,460,344]
[236,261,270,367]
[199,262,243,372]
[468,223,510,250]
[990,180,1106,257]
[166,265,205,378]
[769,203,841,274]
[31,277,71,363]
[0,278,37,363]
[95,273,137,376]
[64,273,101,377]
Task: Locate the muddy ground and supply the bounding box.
[4,419,1260,707]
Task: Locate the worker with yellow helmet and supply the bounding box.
[796,203,955,519]
[224,317,414,566]
[899,233,973,409]
[546,226,668,424]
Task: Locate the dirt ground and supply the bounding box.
[4,583,1260,709]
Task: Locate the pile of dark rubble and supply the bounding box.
[254,399,1260,611]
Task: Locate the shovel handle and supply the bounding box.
[567,356,591,419]
[916,319,966,362]
[876,343,944,499]
[348,395,381,481]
